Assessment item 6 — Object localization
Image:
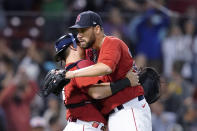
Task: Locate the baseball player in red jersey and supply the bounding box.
[66,11,152,131]
[54,34,137,131]
[63,61,107,131]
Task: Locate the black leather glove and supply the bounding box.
[139,67,160,104]
[42,69,70,97]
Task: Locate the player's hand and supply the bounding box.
[13,67,29,86]
[126,70,140,87]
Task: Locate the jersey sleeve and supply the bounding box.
[97,38,121,72]
[74,76,104,93]
[77,60,95,69]
[72,60,106,93]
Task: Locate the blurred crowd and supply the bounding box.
[0,0,197,131]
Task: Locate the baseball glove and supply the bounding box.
[139,67,160,104]
[42,69,70,97]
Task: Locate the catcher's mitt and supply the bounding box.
[139,67,160,104]
[42,69,70,97]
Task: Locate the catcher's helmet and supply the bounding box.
[54,33,78,62]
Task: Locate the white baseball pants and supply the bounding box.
[108,96,152,131]
[63,119,105,131]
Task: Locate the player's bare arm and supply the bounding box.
[65,62,112,79]
[88,70,139,99]
[66,65,140,88]
[65,59,140,87]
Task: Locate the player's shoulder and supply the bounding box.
[105,36,125,45]
[107,36,121,41]
[77,60,94,69]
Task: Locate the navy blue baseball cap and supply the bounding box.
[69,11,103,29]
[54,33,78,62]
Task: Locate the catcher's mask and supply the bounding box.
[54,33,78,62]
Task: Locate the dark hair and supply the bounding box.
[57,47,71,62]
[49,115,59,125]
[172,61,184,73]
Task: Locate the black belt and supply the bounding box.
[65,101,92,109]
[108,95,144,115]
[138,95,144,101]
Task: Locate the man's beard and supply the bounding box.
[82,34,96,49]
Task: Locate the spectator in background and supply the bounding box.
[19,40,47,117]
[120,0,141,12]
[163,19,195,80]
[166,0,197,14]
[151,75,184,131]
[151,101,179,131]
[0,108,6,131]
[30,116,48,131]
[167,61,193,110]
[128,0,170,73]
[0,56,14,131]
[20,41,41,81]
[68,0,141,13]
[0,39,15,63]
[159,73,182,114]
[0,65,38,131]
[43,95,66,130]
[48,115,63,131]
[134,53,147,70]
[177,84,197,131]
[151,101,166,131]
[162,24,182,78]
[178,19,194,80]
[103,7,130,45]
[181,104,197,131]
[178,86,197,131]
[184,7,197,85]
[0,40,17,130]
[193,36,197,85]
[184,6,197,22]
[0,0,6,31]
[164,61,194,130]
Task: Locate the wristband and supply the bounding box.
[110,78,131,95]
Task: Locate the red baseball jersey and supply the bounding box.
[96,36,144,115]
[64,60,107,124]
